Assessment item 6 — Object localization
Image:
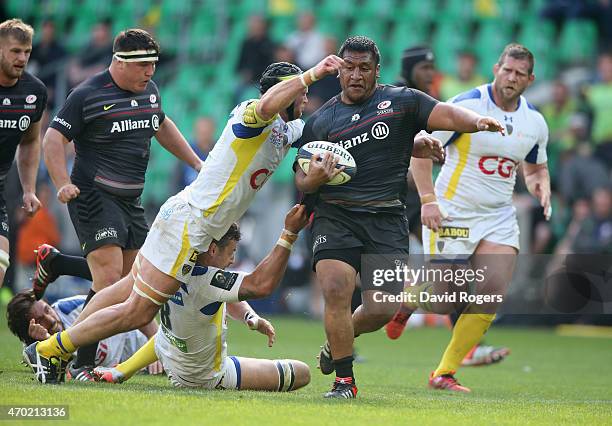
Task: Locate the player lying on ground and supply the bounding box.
[294,36,504,398]
[94,222,309,391]
[7,289,161,375]
[387,43,549,392]
[24,53,343,384]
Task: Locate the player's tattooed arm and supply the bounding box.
[256,55,344,121]
[239,205,308,300]
[427,103,505,135]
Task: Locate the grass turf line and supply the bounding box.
[1,309,611,425]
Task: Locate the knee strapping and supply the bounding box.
[275,359,296,392]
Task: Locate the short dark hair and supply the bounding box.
[497,43,535,75]
[6,289,36,345]
[113,28,159,54]
[338,36,381,65]
[0,18,34,44]
[214,223,241,249]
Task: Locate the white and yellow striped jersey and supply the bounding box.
[184,100,304,241]
[433,84,548,211]
[154,266,246,385]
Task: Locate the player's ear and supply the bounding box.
[376,64,380,79]
[493,63,500,76]
[528,73,535,86]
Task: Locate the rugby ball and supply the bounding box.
[297,141,357,185]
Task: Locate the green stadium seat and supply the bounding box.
[395,0,438,26]
[558,19,598,64]
[432,21,469,74]
[349,21,386,44]
[473,20,512,76]
[356,0,397,21]
[160,0,193,18]
[438,0,475,25]
[270,15,295,43]
[6,0,36,19]
[518,18,557,79]
[316,16,348,42]
[318,0,354,20]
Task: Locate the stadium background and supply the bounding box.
[1,0,610,324]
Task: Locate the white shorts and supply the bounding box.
[163,355,241,390]
[422,201,520,256]
[140,191,213,284]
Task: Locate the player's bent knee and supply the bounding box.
[289,360,310,390]
[319,278,353,304]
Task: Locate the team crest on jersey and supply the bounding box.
[351,114,360,122]
[189,250,199,262]
[2,98,10,106]
[437,241,445,252]
[26,95,37,104]
[18,115,30,131]
[377,100,391,109]
[270,124,288,148]
[150,94,157,104]
[181,264,192,275]
[131,99,139,107]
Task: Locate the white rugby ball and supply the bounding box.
[297,141,357,185]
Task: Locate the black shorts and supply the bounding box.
[67,186,148,256]
[311,202,410,273]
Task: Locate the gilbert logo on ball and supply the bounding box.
[297,141,357,185]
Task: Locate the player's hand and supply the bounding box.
[412,132,444,162]
[28,319,51,341]
[57,183,80,203]
[305,152,345,186]
[421,203,443,232]
[476,116,505,135]
[534,182,552,221]
[284,204,309,233]
[255,317,276,347]
[147,360,164,375]
[22,192,41,217]
[313,55,345,80]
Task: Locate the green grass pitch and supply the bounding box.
[1,310,611,425]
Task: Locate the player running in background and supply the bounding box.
[41,29,202,380]
[7,289,161,375]
[294,36,504,399]
[0,19,47,287]
[386,45,511,369]
[397,44,549,392]
[94,220,310,392]
[24,55,344,384]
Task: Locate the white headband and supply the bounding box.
[113,49,159,62]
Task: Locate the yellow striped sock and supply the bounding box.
[115,336,158,379]
[433,313,495,377]
[37,331,75,360]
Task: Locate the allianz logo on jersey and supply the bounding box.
[110,114,160,133]
[0,115,31,131]
[339,121,390,149]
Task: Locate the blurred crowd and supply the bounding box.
[1,5,610,318]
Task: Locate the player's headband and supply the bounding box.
[113,49,159,63]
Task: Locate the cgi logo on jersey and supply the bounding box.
[478,156,518,178]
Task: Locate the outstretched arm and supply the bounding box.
[238,205,309,300]
[427,102,505,135]
[256,55,345,121]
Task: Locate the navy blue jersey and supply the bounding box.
[0,71,47,187]
[296,84,437,214]
[49,70,165,197]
